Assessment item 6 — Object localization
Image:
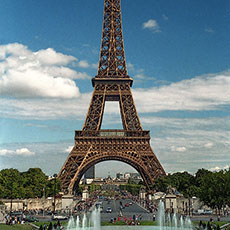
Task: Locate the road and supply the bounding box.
[33,198,230,223]
[98,199,154,222]
[34,199,153,223]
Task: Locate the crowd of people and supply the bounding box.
[39,220,63,230]
[109,214,143,225]
[5,214,25,225]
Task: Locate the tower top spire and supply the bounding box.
[97,0,128,78]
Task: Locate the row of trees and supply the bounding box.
[120,183,141,196]
[1,167,230,213]
[0,168,60,199]
[152,168,230,212]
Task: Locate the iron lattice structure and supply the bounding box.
[58,0,166,194]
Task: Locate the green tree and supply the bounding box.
[167,172,196,197]
[198,170,227,213]
[120,184,141,195]
[226,169,230,206]
[22,168,48,198]
[152,175,170,193]
[0,168,60,199]
[195,168,212,187]
[0,168,25,198]
[45,177,61,197]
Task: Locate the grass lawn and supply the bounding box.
[34,221,67,227]
[0,224,33,230]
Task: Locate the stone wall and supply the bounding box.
[1,198,63,211]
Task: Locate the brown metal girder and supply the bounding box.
[58,150,75,178]
[68,150,153,193]
[97,1,127,77]
[58,0,166,193]
[92,78,133,87]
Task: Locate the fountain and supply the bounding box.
[67,208,101,230]
[66,200,193,230]
[156,200,193,230]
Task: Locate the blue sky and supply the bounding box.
[0,0,229,177]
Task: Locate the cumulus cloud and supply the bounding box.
[0,93,91,120]
[0,43,88,99]
[209,165,230,172]
[142,19,160,32]
[0,148,35,156]
[78,60,90,68]
[0,71,230,120]
[146,116,230,173]
[76,60,98,70]
[171,146,187,152]
[0,114,229,175]
[204,142,214,148]
[133,71,230,113]
[35,47,76,66]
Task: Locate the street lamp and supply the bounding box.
[53,174,57,214]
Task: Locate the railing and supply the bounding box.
[75,129,150,138]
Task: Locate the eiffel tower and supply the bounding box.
[58,0,166,194]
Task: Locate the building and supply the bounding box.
[116,172,123,179]
[84,165,95,179]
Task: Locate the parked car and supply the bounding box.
[25,216,39,222]
[204,210,213,215]
[197,209,205,215]
[106,207,112,213]
[52,215,68,220]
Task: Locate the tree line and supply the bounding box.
[152,168,230,213]
[0,168,60,199]
[1,167,230,213]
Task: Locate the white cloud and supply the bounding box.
[146,116,230,173]
[76,60,98,70]
[126,63,151,80]
[0,71,230,120]
[143,19,160,32]
[35,48,76,66]
[209,165,230,172]
[0,148,35,156]
[0,93,91,120]
[133,71,230,113]
[0,43,87,99]
[171,146,187,152]
[135,73,147,80]
[204,142,214,148]
[78,60,90,68]
[0,113,229,175]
